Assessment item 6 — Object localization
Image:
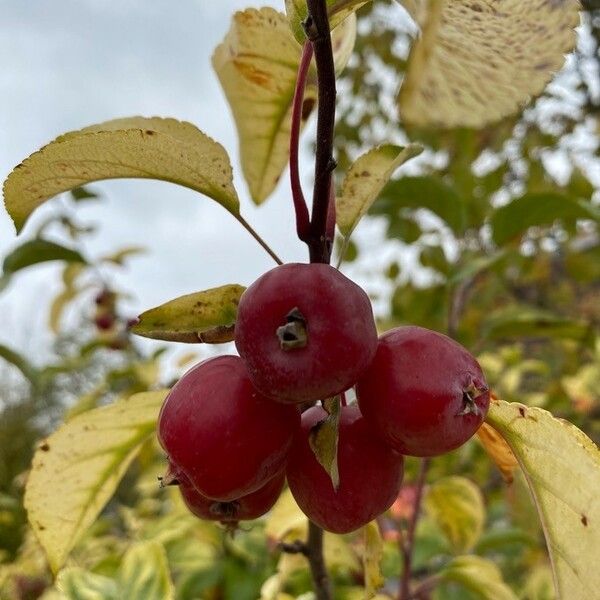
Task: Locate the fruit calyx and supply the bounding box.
[457,378,489,417]
[276,307,308,350]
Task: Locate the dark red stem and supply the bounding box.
[305,0,337,264]
[290,41,313,242]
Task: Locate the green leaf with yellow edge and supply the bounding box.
[424,476,485,554]
[132,284,245,343]
[363,521,384,599]
[118,541,174,600]
[336,144,423,239]
[55,567,119,600]
[3,117,239,233]
[399,1,579,128]
[439,555,518,600]
[3,239,86,275]
[24,390,168,573]
[285,0,368,44]
[491,193,600,247]
[212,8,355,205]
[486,399,600,599]
[308,397,341,490]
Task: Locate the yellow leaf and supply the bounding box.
[55,567,118,599]
[424,476,485,554]
[363,521,385,599]
[440,555,517,600]
[212,8,355,205]
[118,541,174,600]
[399,1,580,128]
[308,397,341,490]
[487,399,600,599]
[100,245,147,266]
[336,144,423,239]
[4,117,239,232]
[477,422,518,484]
[24,390,168,572]
[266,487,307,542]
[132,284,244,343]
[175,352,200,369]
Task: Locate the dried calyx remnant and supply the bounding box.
[458,380,488,417]
[277,307,308,350]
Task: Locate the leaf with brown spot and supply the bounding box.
[308,397,341,490]
[477,422,518,484]
[487,399,600,598]
[132,285,245,344]
[399,0,580,128]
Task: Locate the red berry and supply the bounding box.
[235,263,378,404]
[286,405,404,534]
[356,326,490,457]
[158,355,300,501]
[94,313,115,330]
[179,470,285,524]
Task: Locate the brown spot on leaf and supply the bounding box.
[582,515,588,526]
[519,407,526,417]
[39,443,50,452]
[145,130,155,136]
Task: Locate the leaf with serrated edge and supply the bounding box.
[132,285,245,343]
[3,117,239,233]
[336,144,423,238]
[118,541,174,600]
[399,1,579,128]
[363,521,385,599]
[440,555,518,600]
[486,399,600,599]
[309,397,341,490]
[212,8,355,205]
[477,422,518,484]
[24,390,168,573]
[424,476,485,554]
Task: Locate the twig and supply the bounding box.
[305,0,337,264]
[236,215,284,265]
[290,41,313,243]
[306,521,332,600]
[399,458,431,600]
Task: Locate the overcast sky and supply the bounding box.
[1,1,349,359]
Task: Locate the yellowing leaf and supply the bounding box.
[308,397,341,489]
[118,541,174,600]
[100,245,147,266]
[486,399,600,599]
[132,284,245,343]
[212,8,355,205]
[266,487,307,542]
[424,476,485,554]
[399,1,580,128]
[4,117,239,232]
[477,422,518,484]
[55,567,118,600]
[336,144,423,238]
[24,390,168,572]
[440,555,518,600]
[363,521,384,599]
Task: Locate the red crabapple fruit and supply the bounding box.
[235,263,378,404]
[356,326,489,457]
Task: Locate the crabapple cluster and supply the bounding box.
[157,263,489,533]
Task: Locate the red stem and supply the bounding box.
[290,42,314,242]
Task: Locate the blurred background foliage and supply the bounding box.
[1,2,599,599]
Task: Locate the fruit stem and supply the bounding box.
[305,0,337,265]
[307,520,332,600]
[290,41,313,243]
[398,458,430,600]
[236,215,284,265]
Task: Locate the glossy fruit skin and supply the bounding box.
[356,326,490,457]
[158,355,300,501]
[286,405,404,534]
[235,263,378,404]
[179,469,286,523]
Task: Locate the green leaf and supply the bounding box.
[55,568,119,600]
[399,1,579,128]
[482,305,591,343]
[285,0,369,44]
[424,476,485,554]
[448,251,507,286]
[118,541,174,600]
[308,397,341,490]
[0,343,39,386]
[375,176,467,235]
[363,521,384,599]
[70,186,99,202]
[132,285,245,343]
[3,117,239,232]
[487,399,600,599]
[336,144,423,238]
[24,390,168,572]
[490,193,600,246]
[2,239,86,275]
[439,555,518,600]
[212,8,355,205]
